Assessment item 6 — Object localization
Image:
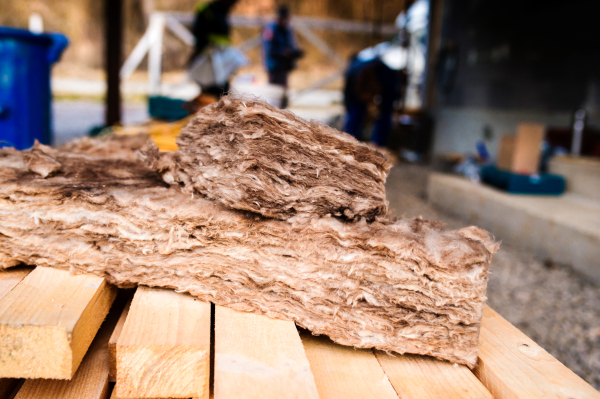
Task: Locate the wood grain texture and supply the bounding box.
[300,331,397,399]
[0,267,33,301]
[375,351,492,399]
[214,306,319,399]
[0,266,117,379]
[116,286,211,399]
[475,307,600,399]
[109,390,183,399]
[109,297,133,382]
[12,293,124,399]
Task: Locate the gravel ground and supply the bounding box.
[386,164,600,390]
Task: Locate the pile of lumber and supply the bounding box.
[0,96,498,367]
[2,267,599,399]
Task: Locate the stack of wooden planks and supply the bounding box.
[1,267,599,399]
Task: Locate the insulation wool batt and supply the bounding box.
[145,96,391,221]
[0,140,498,367]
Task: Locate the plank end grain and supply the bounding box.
[0,267,116,379]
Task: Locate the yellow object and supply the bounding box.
[113,117,192,152]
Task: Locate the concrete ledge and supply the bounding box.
[427,173,600,284]
[549,156,600,201]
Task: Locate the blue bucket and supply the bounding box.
[0,27,68,149]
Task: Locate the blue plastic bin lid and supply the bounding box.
[0,26,69,64]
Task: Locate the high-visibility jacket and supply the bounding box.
[190,1,232,62]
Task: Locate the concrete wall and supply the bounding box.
[549,156,600,202]
[431,107,575,159]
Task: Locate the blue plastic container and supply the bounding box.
[481,165,566,195]
[148,95,190,121]
[0,27,68,149]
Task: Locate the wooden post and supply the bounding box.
[105,0,123,126]
[148,13,165,95]
[423,0,444,109]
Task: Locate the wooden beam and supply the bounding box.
[169,12,398,34]
[115,286,211,398]
[294,23,346,67]
[165,14,195,46]
[475,307,600,399]
[423,0,445,109]
[299,331,398,399]
[108,295,133,382]
[214,306,319,399]
[12,293,125,399]
[0,267,33,301]
[375,351,492,399]
[0,266,117,379]
[148,13,165,95]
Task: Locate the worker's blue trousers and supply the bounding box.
[344,98,393,147]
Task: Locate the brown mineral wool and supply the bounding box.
[23,143,62,178]
[144,95,392,221]
[0,146,498,367]
[59,133,150,161]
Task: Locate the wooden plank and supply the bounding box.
[12,294,126,399]
[375,351,492,399]
[474,307,600,399]
[116,286,211,399]
[109,296,133,382]
[299,331,397,399]
[109,391,182,399]
[0,268,32,396]
[0,267,33,300]
[214,306,319,399]
[0,266,117,379]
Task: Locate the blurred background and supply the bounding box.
[1,0,600,390]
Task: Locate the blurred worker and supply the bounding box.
[189,0,239,97]
[343,36,407,146]
[262,5,303,108]
[343,56,399,146]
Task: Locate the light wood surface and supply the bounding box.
[300,331,398,399]
[108,296,133,382]
[375,351,492,399]
[116,286,211,399]
[475,307,600,399]
[109,390,182,399]
[13,294,124,399]
[0,266,117,379]
[0,269,31,398]
[0,267,33,301]
[214,306,319,399]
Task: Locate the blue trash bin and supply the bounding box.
[0,27,68,149]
